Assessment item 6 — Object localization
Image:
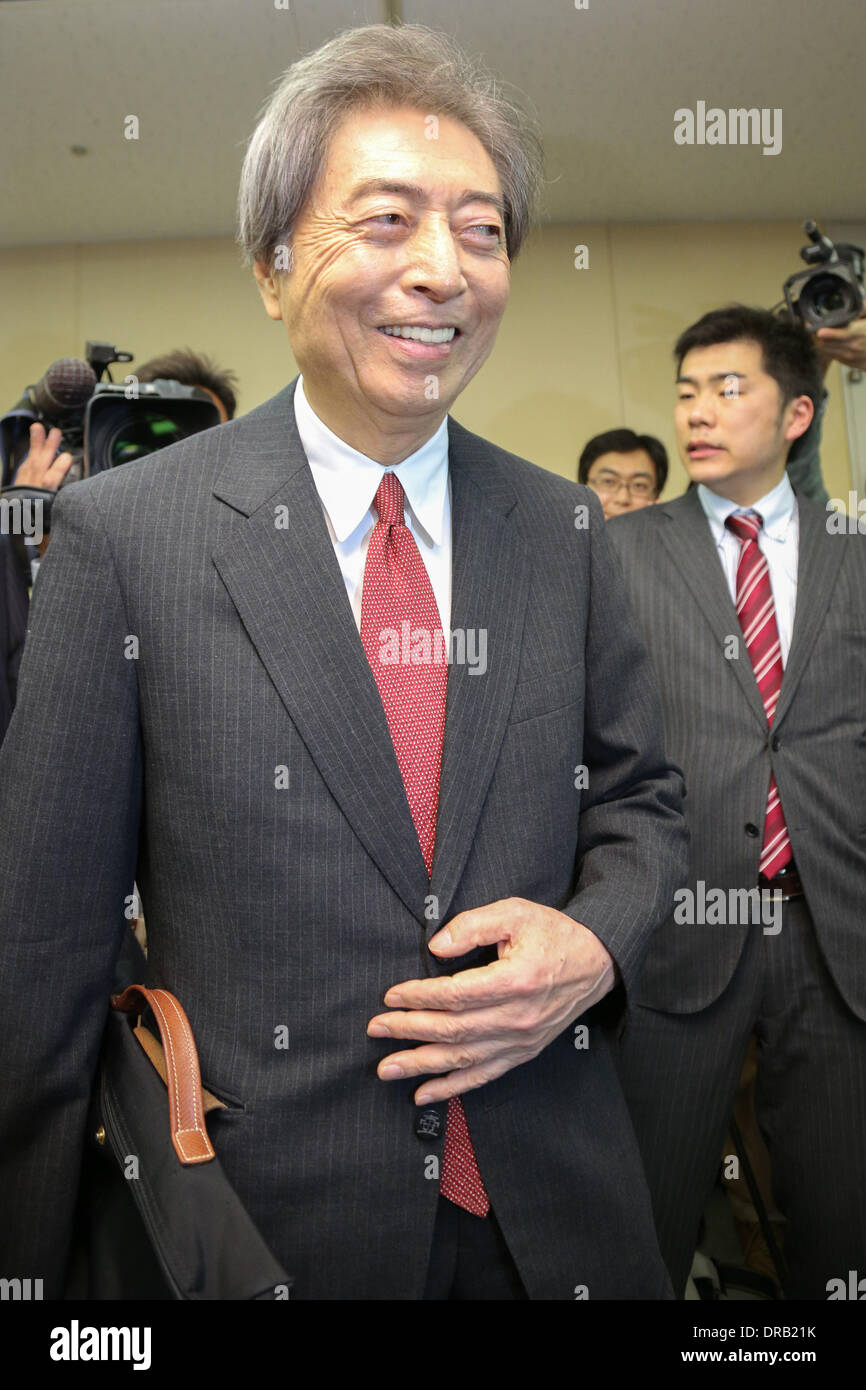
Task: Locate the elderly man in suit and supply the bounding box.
[0,24,687,1300]
[609,304,866,1300]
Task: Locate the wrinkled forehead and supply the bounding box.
[312,102,504,207]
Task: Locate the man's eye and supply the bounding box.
[368,213,405,227]
[468,224,502,240]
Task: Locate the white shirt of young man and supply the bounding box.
[697,471,798,665]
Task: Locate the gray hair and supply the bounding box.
[236,23,544,274]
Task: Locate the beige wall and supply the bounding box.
[0,223,851,500]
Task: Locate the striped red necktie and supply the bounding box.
[724,511,792,878]
[360,472,490,1217]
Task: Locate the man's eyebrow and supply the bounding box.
[676,372,749,385]
[594,466,653,478]
[347,179,506,217]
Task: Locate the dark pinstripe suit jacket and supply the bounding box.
[608,487,866,1016]
[0,379,687,1299]
[0,534,29,746]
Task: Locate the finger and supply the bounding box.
[413,1055,518,1104]
[383,957,522,1011]
[44,452,74,483]
[25,423,63,470]
[376,1036,505,1082]
[428,898,524,956]
[368,1004,511,1044]
[37,424,63,454]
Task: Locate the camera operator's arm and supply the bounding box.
[0,479,142,1295]
[786,310,866,504]
[11,423,75,557]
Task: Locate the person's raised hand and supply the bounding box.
[815,308,866,374]
[13,422,74,490]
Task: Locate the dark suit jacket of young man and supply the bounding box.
[0,378,687,1300]
[607,486,866,1017]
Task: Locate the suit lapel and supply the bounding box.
[774,495,844,726]
[212,390,531,925]
[212,380,429,921]
[658,490,768,729]
[429,421,532,924]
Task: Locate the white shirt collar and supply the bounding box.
[697,471,797,546]
[293,375,449,546]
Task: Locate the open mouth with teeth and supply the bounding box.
[378,325,458,344]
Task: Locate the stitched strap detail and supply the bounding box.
[111,985,215,1165]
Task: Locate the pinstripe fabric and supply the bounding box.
[616,898,866,1299]
[0,379,687,1299]
[608,489,866,1016]
[608,489,866,1297]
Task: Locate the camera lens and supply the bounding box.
[800,272,860,328]
[108,413,186,467]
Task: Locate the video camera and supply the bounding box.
[0,341,220,566]
[781,220,865,331]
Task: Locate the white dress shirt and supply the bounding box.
[697,473,799,665]
[293,375,452,638]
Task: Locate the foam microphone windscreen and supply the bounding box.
[30,358,98,418]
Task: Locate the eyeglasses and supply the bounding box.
[587,472,656,499]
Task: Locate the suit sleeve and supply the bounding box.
[562,495,688,1005]
[0,481,142,1296]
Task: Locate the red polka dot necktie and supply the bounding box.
[360,472,490,1218]
[725,511,792,878]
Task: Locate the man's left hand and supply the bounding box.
[366,897,617,1104]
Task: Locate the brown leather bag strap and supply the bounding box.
[111,985,216,1166]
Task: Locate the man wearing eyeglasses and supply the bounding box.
[578,428,669,520]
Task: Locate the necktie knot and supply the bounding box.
[374,472,405,529]
[725,510,763,544]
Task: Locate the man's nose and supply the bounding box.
[403,216,464,299]
[688,392,716,425]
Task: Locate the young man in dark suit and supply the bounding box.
[608,304,866,1299]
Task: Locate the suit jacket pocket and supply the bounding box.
[508,663,584,727]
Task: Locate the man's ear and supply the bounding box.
[252,259,284,322]
[783,393,815,445]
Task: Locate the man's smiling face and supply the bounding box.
[254,103,511,459]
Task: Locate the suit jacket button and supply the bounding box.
[771,734,781,751]
[415,1107,442,1139]
[745,822,760,837]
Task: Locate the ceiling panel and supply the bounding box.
[0,0,862,249]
